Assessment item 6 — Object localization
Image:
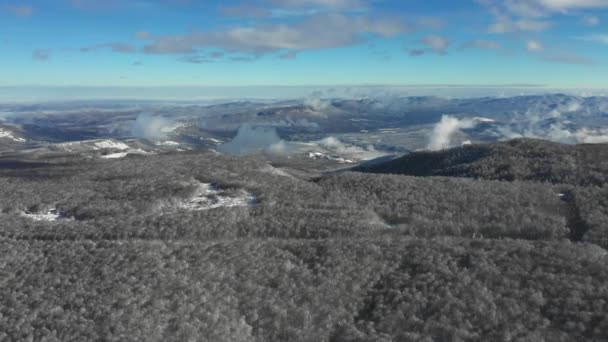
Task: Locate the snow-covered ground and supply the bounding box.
[156,141,180,146]
[100,149,155,160]
[0,128,26,142]
[57,139,129,151]
[179,183,255,211]
[94,140,130,150]
[161,183,255,213]
[21,209,72,222]
[307,152,355,164]
[101,152,129,159]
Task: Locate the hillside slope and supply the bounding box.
[356,139,608,186]
[1,148,608,341]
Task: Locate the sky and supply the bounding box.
[0,0,607,99]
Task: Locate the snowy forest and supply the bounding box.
[2,139,608,341]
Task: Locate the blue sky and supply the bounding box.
[1,0,607,93]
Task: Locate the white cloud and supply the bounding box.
[487,15,552,33]
[582,15,600,26]
[422,35,449,52]
[315,136,380,160]
[218,124,287,155]
[576,34,608,44]
[269,0,366,9]
[81,42,136,53]
[134,31,152,40]
[279,51,298,59]
[32,49,50,61]
[130,113,174,141]
[4,4,34,17]
[498,0,608,16]
[418,17,446,30]
[526,40,544,52]
[410,35,450,56]
[537,0,608,11]
[463,39,502,50]
[574,128,608,144]
[542,53,595,65]
[144,13,412,55]
[427,115,476,151]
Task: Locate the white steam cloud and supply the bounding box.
[575,129,608,144]
[303,96,331,112]
[427,99,608,150]
[427,115,476,151]
[130,113,174,141]
[317,136,376,155]
[218,124,288,155]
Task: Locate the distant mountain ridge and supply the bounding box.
[356,138,608,186]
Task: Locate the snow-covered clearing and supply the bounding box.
[21,209,72,222]
[177,183,255,211]
[94,140,130,150]
[160,183,255,213]
[156,141,180,146]
[101,152,129,159]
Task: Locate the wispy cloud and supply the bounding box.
[408,49,426,56]
[582,15,600,26]
[542,53,595,65]
[488,16,552,33]
[417,17,446,30]
[70,0,119,10]
[409,34,450,56]
[219,4,271,18]
[280,51,298,59]
[81,43,136,53]
[268,0,366,9]
[526,40,544,52]
[462,39,502,50]
[479,0,552,33]
[495,0,608,17]
[134,31,152,40]
[179,55,213,64]
[32,49,50,61]
[4,4,34,17]
[143,13,412,55]
[576,34,608,44]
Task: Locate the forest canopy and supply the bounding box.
[1,140,608,341]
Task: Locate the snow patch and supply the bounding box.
[21,209,72,222]
[163,183,255,213]
[100,149,155,160]
[94,140,129,150]
[56,139,129,151]
[0,128,26,142]
[156,141,180,146]
[308,151,354,164]
[101,152,128,159]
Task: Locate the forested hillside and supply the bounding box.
[1,145,608,341]
[356,139,608,186]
